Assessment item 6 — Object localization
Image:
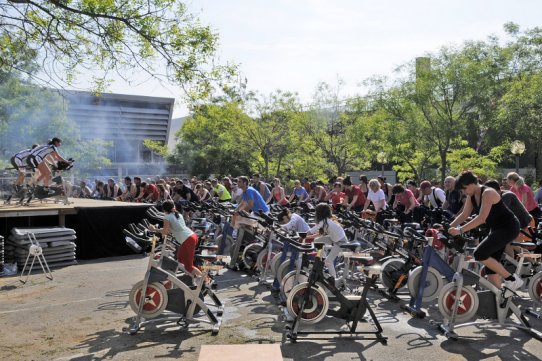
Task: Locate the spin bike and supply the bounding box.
[285,248,387,344]
[401,227,457,318]
[124,232,224,335]
[5,159,74,206]
[434,233,542,340]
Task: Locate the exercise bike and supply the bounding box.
[24,159,74,206]
[124,232,224,335]
[433,232,542,341]
[284,248,387,344]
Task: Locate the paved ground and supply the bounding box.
[0,255,541,361]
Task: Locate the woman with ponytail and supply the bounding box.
[150,200,202,278]
[305,203,347,282]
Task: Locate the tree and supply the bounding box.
[499,73,542,178]
[362,76,437,181]
[297,81,362,176]
[173,101,254,178]
[496,24,542,178]
[447,141,507,180]
[1,0,235,97]
[235,90,302,179]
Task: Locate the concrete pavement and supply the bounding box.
[0,255,541,361]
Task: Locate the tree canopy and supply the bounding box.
[0,0,235,98]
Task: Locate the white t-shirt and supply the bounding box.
[231,187,243,203]
[424,187,446,208]
[281,213,310,233]
[367,189,387,209]
[309,219,346,243]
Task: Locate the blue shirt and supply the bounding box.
[294,186,309,201]
[242,186,270,213]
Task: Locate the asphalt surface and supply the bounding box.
[0,255,541,361]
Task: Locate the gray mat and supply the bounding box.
[10,227,76,239]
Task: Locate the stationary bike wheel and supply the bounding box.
[407,266,444,302]
[380,258,407,290]
[438,282,479,324]
[287,282,329,324]
[528,271,542,304]
[280,270,309,299]
[242,243,263,270]
[129,281,168,318]
[256,250,278,273]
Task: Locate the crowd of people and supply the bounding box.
[8,138,542,296]
[67,171,542,225]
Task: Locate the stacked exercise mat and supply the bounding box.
[4,227,77,269]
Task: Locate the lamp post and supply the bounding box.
[510,140,526,173]
[376,151,387,177]
[285,164,292,181]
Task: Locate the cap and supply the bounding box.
[420,181,432,190]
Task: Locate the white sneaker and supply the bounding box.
[503,274,524,293]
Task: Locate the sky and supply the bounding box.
[71,0,542,118]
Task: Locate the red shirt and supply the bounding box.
[395,189,419,209]
[145,184,160,202]
[331,190,345,208]
[344,185,366,207]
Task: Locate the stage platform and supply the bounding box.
[0,198,150,223]
[0,198,153,259]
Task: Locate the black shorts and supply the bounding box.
[473,220,520,274]
[10,156,22,170]
[26,155,38,170]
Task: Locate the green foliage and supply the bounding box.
[235,90,302,178]
[172,102,254,178]
[143,139,168,157]
[0,79,78,152]
[1,0,236,99]
[0,70,113,176]
[296,81,362,176]
[447,142,507,180]
[68,139,113,176]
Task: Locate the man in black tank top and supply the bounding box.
[448,171,522,291]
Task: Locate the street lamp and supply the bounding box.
[284,164,292,181]
[510,140,525,173]
[376,151,387,177]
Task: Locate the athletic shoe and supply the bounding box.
[503,274,524,293]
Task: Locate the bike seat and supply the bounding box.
[195,254,218,261]
[511,241,537,248]
[403,222,421,229]
[339,243,360,251]
[198,244,219,251]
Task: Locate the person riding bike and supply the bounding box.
[10,144,39,189]
[449,170,522,291]
[305,203,348,282]
[150,200,202,279]
[232,176,270,235]
[27,137,72,194]
[342,176,366,212]
[211,178,231,202]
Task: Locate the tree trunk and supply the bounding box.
[440,150,447,185]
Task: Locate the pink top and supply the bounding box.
[395,189,419,209]
[511,184,538,212]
